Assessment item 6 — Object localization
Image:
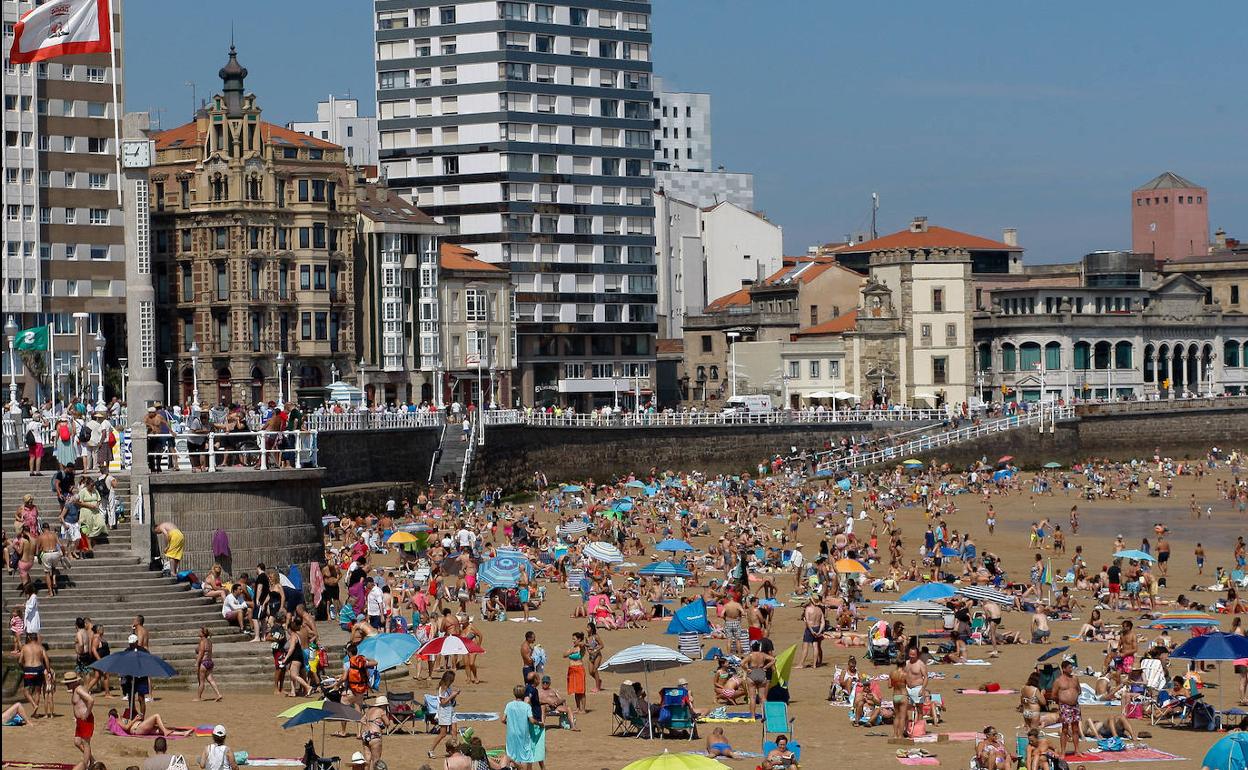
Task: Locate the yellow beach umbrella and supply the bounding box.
[621,751,729,770]
[771,643,796,688]
[386,531,418,544]
[834,558,868,573]
[276,699,326,719]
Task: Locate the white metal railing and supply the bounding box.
[157,430,317,472]
[813,404,1074,475]
[303,411,444,431]
[481,407,951,427]
[459,418,476,493]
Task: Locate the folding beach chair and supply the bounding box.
[658,687,698,740]
[384,690,421,734]
[761,700,800,761]
[611,693,647,738]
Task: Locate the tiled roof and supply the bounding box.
[357,187,437,225]
[838,225,1019,254]
[152,119,340,151]
[794,310,858,337]
[705,287,751,310]
[439,243,505,273]
[1136,171,1202,191]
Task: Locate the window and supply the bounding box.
[377,40,407,59]
[498,2,528,20]
[465,289,486,321]
[535,4,553,23]
[1231,285,1241,305]
[829,360,841,379]
[501,62,529,81]
[378,70,408,90]
[439,6,455,24]
[932,357,948,384]
[500,32,528,51]
[920,323,931,339]
[945,323,957,340]
[88,172,106,189]
[440,66,457,84]
[85,67,105,82]
[440,36,456,55]
[932,287,944,312]
[377,10,409,29]
[300,265,311,290]
[534,64,554,83]
[301,312,311,340]
[535,35,554,54]
[88,208,108,225]
[65,244,77,259]
[808,360,821,379]
[570,7,588,25]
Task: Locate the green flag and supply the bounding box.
[14,326,49,351]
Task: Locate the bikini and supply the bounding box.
[1021,691,1040,721]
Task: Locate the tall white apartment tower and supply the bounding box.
[3,0,127,402]
[373,1,657,409]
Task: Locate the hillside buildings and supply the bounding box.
[147,47,357,406]
[2,0,126,401]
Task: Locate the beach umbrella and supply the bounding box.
[655,538,694,553]
[558,519,588,537]
[1036,646,1070,662]
[358,632,422,672]
[665,597,711,635]
[418,635,485,657]
[1113,549,1156,562]
[992,468,1014,482]
[1043,462,1063,469]
[624,480,647,489]
[90,649,176,716]
[478,554,533,589]
[612,499,634,513]
[1171,632,1248,712]
[900,583,956,602]
[583,541,624,564]
[834,558,868,573]
[939,546,961,558]
[771,643,797,688]
[836,477,852,492]
[998,455,1014,464]
[600,643,693,740]
[639,561,692,579]
[883,600,952,621]
[277,699,329,719]
[561,484,583,493]
[387,531,418,544]
[282,702,363,752]
[621,752,727,770]
[396,522,431,533]
[956,585,1012,605]
[902,459,924,467]
[957,585,1014,608]
[1201,732,1248,770]
[1146,611,1219,630]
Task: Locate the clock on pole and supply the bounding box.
[121,139,153,168]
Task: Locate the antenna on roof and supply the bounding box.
[871,192,879,240]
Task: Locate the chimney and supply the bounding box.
[909,216,928,233]
[1003,228,1018,247]
[1214,228,1227,249]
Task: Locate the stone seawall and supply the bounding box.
[316,427,441,487]
[469,422,894,492]
[148,468,325,576]
[899,404,1248,470]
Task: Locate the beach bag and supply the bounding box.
[59,424,71,442]
[25,430,36,447]
[107,428,117,447]
[1122,701,1144,720]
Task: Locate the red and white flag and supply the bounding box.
[9,0,112,64]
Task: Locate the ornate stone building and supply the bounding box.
[149,47,356,406]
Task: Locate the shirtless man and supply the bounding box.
[798,602,825,668]
[1048,658,1080,756]
[983,600,1002,657]
[721,595,745,656]
[74,618,93,677]
[902,646,928,736]
[36,524,64,597]
[1024,728,1059,770]
[889,660,908,738]
[1115,620,1138,675]
[17,633,51,713]
[66,671,95,770]
[1031,606,1051,644]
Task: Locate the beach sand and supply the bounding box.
[3,464,1241,769]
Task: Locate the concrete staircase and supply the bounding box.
[430,421,472,489]
[2,472,276,691]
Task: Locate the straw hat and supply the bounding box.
[62,671,80,685]
[349,753,366,765]
[365,695,389,707]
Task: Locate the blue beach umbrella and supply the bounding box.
[836,478,852,491]
[655,538,694,553]
[561,484,583,493]
[639,561,692,579]
[899,583,956,602]
[1113,549,1156,562]
[665,597,711,635]
[357,632,422,672]
[939,546,961,558]
[478,554,533,589]
[1201,732,1248,770]
[1170,632,1248,661]
[90,649,177,678]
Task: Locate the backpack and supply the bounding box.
[346,654,370,694]
[1191,700,1220,731]
[58,424,71,442]
[78,423,91,443]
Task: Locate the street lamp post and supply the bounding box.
[118,358,128,405]
[359,356,367,408]
[164,360,173,406]
[726,331,740,399]
[4,316,17,408]
[188,340,200,411]
[73,312,89,401]
[93,330,105,407]
[276,351,285,404]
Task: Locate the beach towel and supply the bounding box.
[955,689,1017,695]
[107,714,192,739]
[953,659,991,666]
[943,732,983,742]
[692,750,763,759]
[454,712,500,722]
[1062,748,1184,763]
[237,760,306,767]
[211,528,230,559]
[1079,682,1121,706]
[897,758,940,766]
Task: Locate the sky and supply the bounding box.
[123,1,1247,262]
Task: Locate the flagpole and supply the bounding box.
[107,0,121,207]
[47,323,56,411]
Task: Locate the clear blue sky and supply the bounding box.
[123,0,1247,261]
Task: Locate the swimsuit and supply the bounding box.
[1059,703,1081,725]
[75,714,95,739]
[906,685,924,705]
[710,742,732,753]
[22,665,44,688]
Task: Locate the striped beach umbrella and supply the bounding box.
[478,554,533,589]
[584,541,624,564]
[882,600,952,618]
[639,561,692,578]
[956,585,1014,607]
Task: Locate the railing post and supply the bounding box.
[208,433,217,472]
[259,431,268,470]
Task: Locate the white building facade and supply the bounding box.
[288,96,379,167]
[373,0,657,408]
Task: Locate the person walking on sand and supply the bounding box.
[194,626,222,702]
[66,671,94,770]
